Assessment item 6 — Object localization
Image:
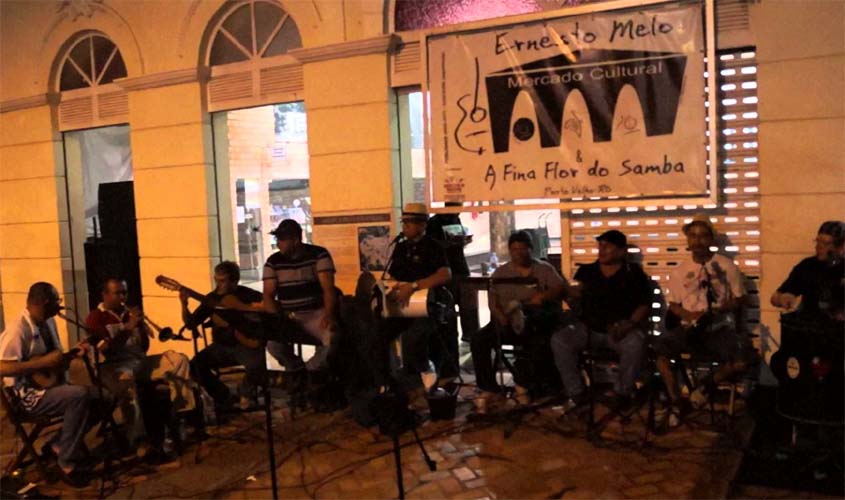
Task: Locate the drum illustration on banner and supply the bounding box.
[427,3,708,203]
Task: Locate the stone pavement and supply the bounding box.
[3,383,755,499]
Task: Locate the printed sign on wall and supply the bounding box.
[427,3,706,203]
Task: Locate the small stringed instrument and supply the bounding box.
[155,275,264,349]
[29,348,81,390]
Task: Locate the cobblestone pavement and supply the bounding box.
[3,382,756,499]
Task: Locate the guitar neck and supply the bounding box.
[180,286,206,303]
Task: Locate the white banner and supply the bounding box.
[427,3,707,203]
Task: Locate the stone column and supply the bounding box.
[755,0,845,370]
[121,75,219,356]
[293,36,397,293]
[0,99,77,346]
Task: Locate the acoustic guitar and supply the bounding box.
[155,275,264,349]
[29,348,81,390]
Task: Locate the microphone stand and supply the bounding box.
[56,312,125,497]
[376,233,437,499]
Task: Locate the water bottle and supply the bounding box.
[489,253,499,270]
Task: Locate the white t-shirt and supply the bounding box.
[666,254,745,321]
[0,310,63,410]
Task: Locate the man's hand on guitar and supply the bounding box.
[216,294,262,312]
[179,288,190,306]
[39,350,65,370]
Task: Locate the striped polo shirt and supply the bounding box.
[262,243,335,312]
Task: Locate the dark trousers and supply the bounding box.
[429,315,460,380]
[369,317,435,387]
[190,342,266,404]
[471,322,530,392]
[453,279,479,340]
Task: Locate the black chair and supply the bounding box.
[579,331,662,445]
[1,387,63,480]
[662,310,757,427]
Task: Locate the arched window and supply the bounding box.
[205,0,304,111]
[394,0,592,31]
[207,0,301,66]
[54,32,129,130]
[58,33,127,91]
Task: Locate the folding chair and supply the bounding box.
[1,387,63,479]
[580,333,662,445]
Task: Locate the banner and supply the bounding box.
[427,3,707,203]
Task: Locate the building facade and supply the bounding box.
[0,0,843,371]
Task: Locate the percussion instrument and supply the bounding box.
[770,313,843,423]
[371,280,431,318]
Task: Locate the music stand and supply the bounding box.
[208,307,284,500]
[56,313,128,496]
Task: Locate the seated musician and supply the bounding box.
[470,230,569,410]
[375,203,451,393]
[654,215,750,422]
[770,221,844,420]
[0,282,98,487]
[184,261,264,411]
[551,230,650,412]
[262,219,338,387]
[771,220,844,322]
[85,278,195,460]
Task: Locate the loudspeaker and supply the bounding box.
[98,181,137,241]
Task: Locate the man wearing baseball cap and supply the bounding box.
[654,214,750,425]
[551,229,652,411]
[262,219,338,378]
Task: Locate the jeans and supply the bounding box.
[550,322,645,397]
[28,384,98,470]
[191,342,267,404]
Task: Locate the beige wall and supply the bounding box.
[752,0,845,367]
[1,0,843,362]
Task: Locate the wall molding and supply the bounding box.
[290,34,398,64]
[0,93,60,114]
[115,66,210,92]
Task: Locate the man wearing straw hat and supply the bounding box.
[376,202,452,393]
[654,214,750,424]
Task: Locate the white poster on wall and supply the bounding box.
[427,3,706,203]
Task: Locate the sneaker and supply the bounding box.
[667,399,692,428]
[558,392,589,415]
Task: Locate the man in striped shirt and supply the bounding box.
[262,219,338,373]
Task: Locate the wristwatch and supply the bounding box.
[411,281,419,291]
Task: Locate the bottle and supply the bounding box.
[489,253,499,270]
